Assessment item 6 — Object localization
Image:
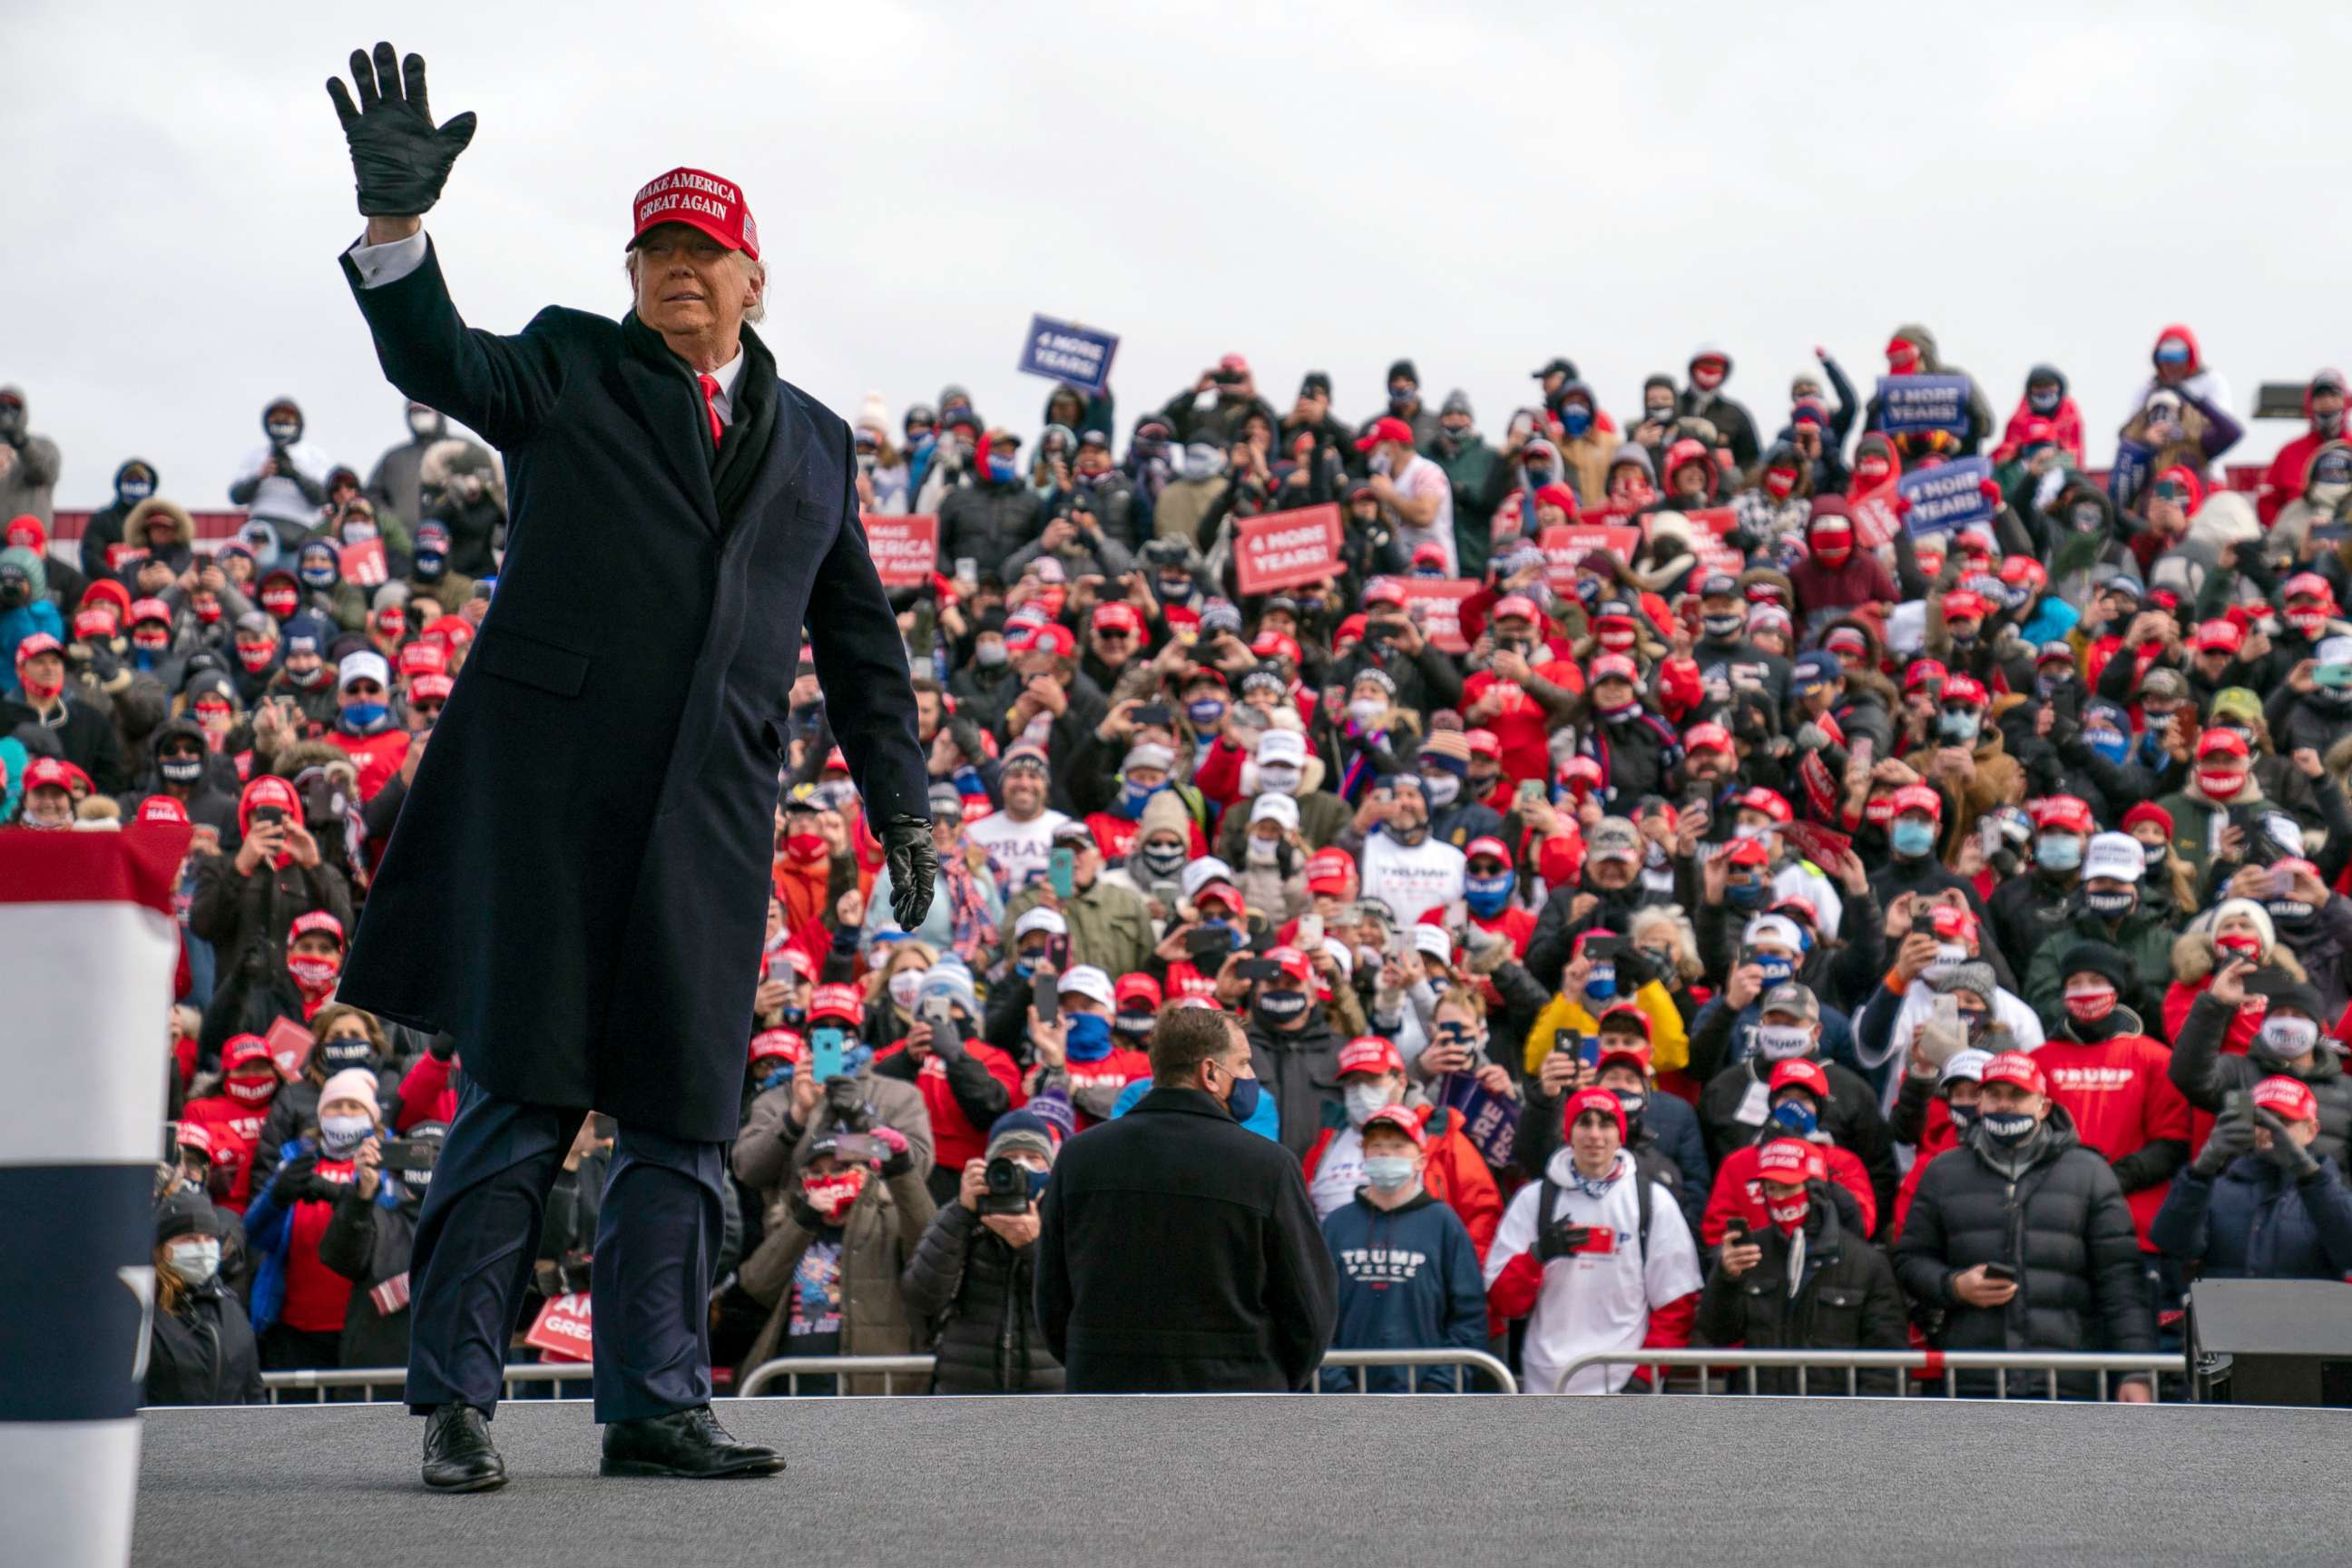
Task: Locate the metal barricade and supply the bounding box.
[255,1363,593,1404]
[734,1355,938,1396]
[1552,1348,2189,1401]
[1315,1348,1519,1394]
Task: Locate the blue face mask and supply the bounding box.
[1727,878,1770,909]
[342,701,388,729]
[1583,961,1617,1001]
[1890,818,1936,859]
[1938,710,1981,744]
[1186,698,1226,730]
[1770,1100,1818,1138]
[1224,1073,1262,1123]
[299,564,337,589]
[757,1063,793,1092]
[1464,869,1514,917]
[1754,953,1795,987]
[987,457,1020,485]
[2085,728,2130,765]
[1064,1012,1114,1063]
[1560,406,1593,436]
[1024,1167,1051,1201]
[1114,776,1163,820]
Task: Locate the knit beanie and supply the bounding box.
[1928,962,1996,1005]
[154,1188,220,1246]
[916,959,982,1020]
[2058,941,2135,996]
[985,1111,1058,1163]
[318,1066,381,1118]
[2211,898,2278,956]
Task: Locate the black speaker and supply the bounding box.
[2188,1279,2352,1406]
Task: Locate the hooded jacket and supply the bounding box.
[1679,348,1761,470]
[2167,988,2352,1171]
[1245,1005,1346,1161]
[0,544,65,695]
[1316,1186,1489,1391]
[2257,372,2348,526]
[1994,365,2087,468]
[2149,1148,2352,1281]
[119,498,199,579]
[143,1274,265,1406]
[1864,325,1997,456]
[228,403,333,543]
[737,1161,936,1395]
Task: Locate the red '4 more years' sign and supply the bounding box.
[1233,505,1344,595]
[862,513,939,587]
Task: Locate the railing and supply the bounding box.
[256,1363,593,1403]
[735,1355,938,1396]
[1553,1348,2190,1401]
[1315,1348,1519,1394]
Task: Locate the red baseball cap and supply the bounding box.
[289,909,346,947]
[1563,1086,1626,1140]
[629,166,760,260]
[1903,657,1947,692]
[1251,630,1303,664]
[1354,416,1415,452]
[410,672,456,702]
[1755,1137,1814,1186]
[1980,1051,2048,1096]
[1304,848,1357,896]
[1735,787,1793,825]
[1338,1036,1404,1077]
[1721,836,1770,868]
[173,1120,216,1159]
[1464,728,1502,759]
[129,597,172,626]
[1596,1004,1652,1043]
[1683,721,1733,755]
[1092,602,1143,636]
[135,795,191,826]
[2197,728,2249,762]
[1892,784,1942,819]
[1769,1059,1831,1100]
[1360,1103,1426,1149]
[1360,579,1407,609]
[222,1035,272,1075]
[72,607,114,642]
[808,983,866,1024]
[1940,674,1989,708]
[2194,619,2243,654]
[1493,594,1543,624]
[1940,590,1991,623]
[1928,903,1976,943]
[1589,653,1639,685]
[2252,1074,2320,1123]
[1269,946,1316,985]
[2033,796,2094,835]
[423,614,474,649]
[397,641,448,678]
[1114,973,1163,1011]
[14,632,63,667]
[1014,622,1076,660]
[749,1028,803,1065]
[1464,835,1511,865]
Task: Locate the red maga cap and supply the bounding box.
[2252,1074,2319,1123]
[1981,1051,2047,1096]
[630,167,760,260]
[1755,1137,1813,1186]
[1338,1036,1404,1077]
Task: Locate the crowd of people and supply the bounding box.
[7,321,2352,1403]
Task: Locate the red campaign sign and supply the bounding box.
[526,1290,594,1363]
[1850,495,1902,550]
[1538,524,1642,592]
[1232,505,1343,595]
[1393,578,1478,654]
[863,512,939,588]
[339,538,388,588]
[263,1016,313,1081]
[1681,506,1738,539]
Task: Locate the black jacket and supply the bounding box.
[1891,1108,2156,1361]
[1244,1011,1345,1161]
[2169,992,2352,1171]
[900,1200,1064,1394]
[318,1184,421,1370]
[1698,1054,1898,1235]
[334,240,927,1143]
[0,691,126,793]
[143,1279,265,1406]
[1695,1192,1909,1392]
[1035,1086,1336,1391]
[939,478,1044,568]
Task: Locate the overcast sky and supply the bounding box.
[13,1,2344,507]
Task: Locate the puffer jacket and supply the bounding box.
[737,1164,936,1395]
[2150,1152,2352,1281]
[1891,1106,2157,1363]
[898,1200,1064,1394]
[2167,989,2352,1171]
[939,479,1043,567]
[1695,1191,1910,1393]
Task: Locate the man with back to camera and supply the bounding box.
[319,44,937,1489]
[1034,1003,1337,1390]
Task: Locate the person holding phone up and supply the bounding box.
[190,773,354,990]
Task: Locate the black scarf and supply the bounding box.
[620,313,782,525]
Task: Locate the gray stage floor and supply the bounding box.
[138,1396,2341,1567]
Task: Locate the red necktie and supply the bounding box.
[697,372,725,450]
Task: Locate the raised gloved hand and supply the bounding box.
[881,813,937,930]
[869,1124,914,1180]
[326,43,476,217]
[2254,1107,2323,1181]
[2191,1109,2257,1178]
[1534,1220,1592,1263]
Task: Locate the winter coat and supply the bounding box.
[318,1181,422,1369]
[940,478,1044,567]
[229,437,334,544]
[1891,1108,2157,1364]
[1245,1010,1347,1161]
[2168,990,2352,1171]
[335,240,928,1145]
[2161,931,2310,1057]
[1317,1189,1488,1392]
[189,846,355,975]
[1035,1085,1338,1392]
[999,877,1154,981]
[730,1072,936,1200]
[143,1279,265,1406]
[898,1200,1064,1394]
[1696,1050,1896,1232]
[2031,1020,2191,1246]
[1695,1194,1909,1393]
[2150,1153,2352,1281]
[2018,902,2180,1022]
[737,1164,936,1395]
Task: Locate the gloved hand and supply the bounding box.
[427,1032,458,1063]
[823,1075,868,1128]
[2192,1110,2258,1178]
[273,1148,328,1203]
[869,1124,913,1180]
[881,813,937,930]
[1534,1220,1592,1264]
[2254,1107,2323,1181]
[325,43,476,217]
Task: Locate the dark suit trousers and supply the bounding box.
[405,1080,724,1422]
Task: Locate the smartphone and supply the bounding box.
[956,556,979,583]
[1552,1028,1587,1063]
[1515,779,1546,808]
[922,994,958,1038]
[1049,848,1075,900]
[1724,1218,1751,1246]
[2269,866,2298,899]
[1133,703,1171,729]
[1034,970,1059,1024]
[251,805,289,828]
[1185,925,1232,964]
[1234,957,1281,983]
[1296,913,1324,951]
[379,1138,437,1175]
[1982,1261,2017,1283]
[809,1025,848,1084]
[1849,734,1875,770]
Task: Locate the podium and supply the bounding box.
[2188,1278,2352,1406]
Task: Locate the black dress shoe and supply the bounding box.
[600,1405,785,1478]
[421,1403,508,1493]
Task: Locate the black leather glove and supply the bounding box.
[881,813,937,930]
[2192,1111,2257,1178]
[2254,1107,2323,1181]
[823,1076,869,1128]
[273,1148,326,1202]
[1534,1220,1592,1263]
[326,43,476,217]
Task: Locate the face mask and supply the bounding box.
[1610,1089,1647,1133]
[267,420,300,444]
[318,1035,374,1073]
[2258,1016,2319,1062]
[1890,819,1936,859]
[1981,1111,2037,1148]
[1367,451,1395,477]
[1753,953,1796,988]
[1246,836,1281,866]
[962,639,1008,671]
[1065,1012,1114,1063]
[1598,700,1643,727]
[1185,697,1227,730]
[887,968,926,1012]
[227,1073,277,1105]
[1181,446,1223,482]
[235,642,278,673]
[288,952,342,995]
[1254,990,1310,1028]
[299,563,337,590]
[1701,612,1744,641]
[160,755,203,785]
[1222,1071,1262,1123]
[1727,879,1770,909]
[261,587,299,619]
[2214,931,2263,963]
[1811,534,1852,566]
[1344,1082,1392,1129]
[1770,1099,1819,1137]
[1583,961,1617,1001]
[803,1168,867,1222]
[1256,763,1301,797]
[1115,776,1164,820]
[2269,897,2313,926]
[342,519,380,544]
[1348,697,1387,729]
[1362,1155,1416,1191]
[164,1237,222,1286]
[2079,726,2128,765]
[1465,870,1514,918]
[986,456,1020,485]
[1756,1024,1812,1061]
[1856,457,1891,484]
[2028,389,2061,415]
[2037,835,2082,873]
[1560,407,1593,436]
[133,629,172,653]
[2196,769,2247,801]
[1138,841,1188,879]
[2064,984,2117,1024]
[1938,711,1981,744]
[342,701,388,729]
[20,669,63,701]
[318,1113,373,1158]
[1768,1192,1809,1234]
[1421,773,1461,809]
[2080,887,2135,920]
